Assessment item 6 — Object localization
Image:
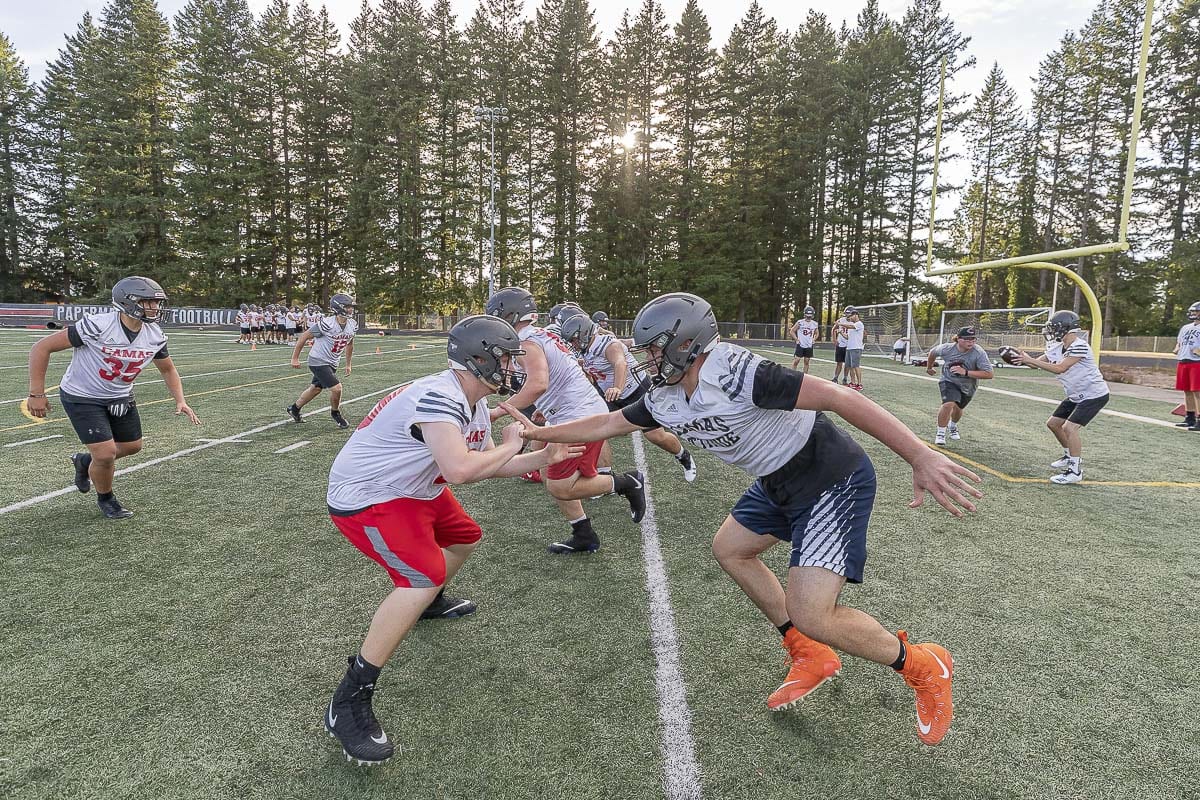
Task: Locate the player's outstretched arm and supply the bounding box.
[499,402,643,443]
[603,340,628,402]
[1016,351,1076,374]
[26,329,72,418]
[153,357,201,425]
[491,440,587,478]
[794,377,982,517]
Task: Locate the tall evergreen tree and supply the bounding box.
[0,33,36,300]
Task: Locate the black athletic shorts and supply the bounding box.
[240,327,250,334]
[275,324,287,333]
[793,345,814,358]
[1051,394,1109,426]
[59,390,143,444]
[607,381,649,412]
[309,364,341,389]
[835,345,847,364]
[939,381,974,410]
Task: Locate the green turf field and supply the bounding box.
[1,329,1196,800]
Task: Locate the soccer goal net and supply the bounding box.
[844,301,921,358]
[938,307,1051,351]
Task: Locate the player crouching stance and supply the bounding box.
[1012,310,1110,484]
[322,316,581,765]
[288,293,357,428]
[26,276,201,518]
[507,292,982,746]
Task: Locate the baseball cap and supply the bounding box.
[957,326,977,338]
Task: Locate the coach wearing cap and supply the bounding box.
[924,327,993,446]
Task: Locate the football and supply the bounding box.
[998,345,1021,365]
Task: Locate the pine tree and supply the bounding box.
[0,33,37,300]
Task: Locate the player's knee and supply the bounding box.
[90,448,118,468]
[1046,417,1062,431]
[544,478,577,500]
[119,440,143,457]
[787,604,832,641]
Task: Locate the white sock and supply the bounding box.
[1068,456,1081,470]
[936,426,947,436]
[569,514,587,525]
[948,422,958,430]
[597,466,612,475]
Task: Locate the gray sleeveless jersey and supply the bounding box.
[307,316,358,367]
[519,326,609,424]
[59,311,167,400]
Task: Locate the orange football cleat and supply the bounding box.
[766,628,842,711]
[897,630,954,745]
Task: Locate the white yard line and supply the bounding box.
[751,346,1181,430]
[3,434,63,448]
[273,440,311,454]
[0,381,410,517]
[631,433,703,800]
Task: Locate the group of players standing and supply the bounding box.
[235,302,325,346]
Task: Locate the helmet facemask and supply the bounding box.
[465,345,526,396]
[631,330,696,388]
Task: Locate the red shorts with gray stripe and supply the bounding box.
[329,490,482,588]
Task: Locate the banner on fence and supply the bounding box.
[0,303,238,327]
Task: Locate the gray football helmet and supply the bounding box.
[486,287,538,326]
[560,314,597,352]
[112,276,168,323]
[330,293,356,317]
[447,315,526,395]
[591,310,609,324]
[630,292,719,387]
[240,303,249,312]
[1043,310,1081,342]
[803,306,815,319]
[1187,301,1200,321]
[557,303,585,326]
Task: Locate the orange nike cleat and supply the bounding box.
[897,630,954,745]
[766,628,842,711]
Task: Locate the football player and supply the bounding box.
[591,310,612,332]
[322,315,583,765]
[924,327,993,445]
[831,307,850,385]
[236,303,251,344]
[506,292,981,746]
[892,337,909,363]
[1012,311,1111,484]
[288,293,358,429]
[1173,301,1200,430]
[486,287,646,553]
[26,276,202,519]
[835,308,865,391]
[789,306,819,372]
[560,314,697,482]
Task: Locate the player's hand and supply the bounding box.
[489,405,509,422]
[908,449,982,518]
[290,359,301,369]
[1013,350,1032,365]
[499,403,543,440]
[500,421,524,446]
[544,441,586,465]
[605,387,622,402]
[925,366,936,376]
[176,402,201,425]
[949,364,966,377]
[26,395,50,418]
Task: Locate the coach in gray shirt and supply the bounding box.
[925,327,993,445]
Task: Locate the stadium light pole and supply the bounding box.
[473,105,509,299]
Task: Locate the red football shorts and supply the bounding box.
[330,490,482,588]
[1176,361,1200,392]
[545,439,605,481]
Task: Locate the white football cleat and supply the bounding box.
[934,432,946,446]
[948,427,960,440]
[1050,456,1071,469]
[1050,470,1082,484]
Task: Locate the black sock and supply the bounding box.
[349,653,382,686]
[890,638,907,671]
[610,472,635,494]
[570,517,596,539]
[776,620,794,637]
[97,491,113,502]
[1186,412,1197,424]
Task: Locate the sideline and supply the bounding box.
[630,433,703,800]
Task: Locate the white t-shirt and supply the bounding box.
[518,326,609,424]
[285,311,301,330]
[327,370,491,508]
[59,311,168,401]
[580,331,640,399]
[307,316,358,367]
[1046,339,1109,402]
[1177,322,1200,362]
[893,339,907,351]
[844,320,865,350]
[835,319,848,346]
[794,320,818,348]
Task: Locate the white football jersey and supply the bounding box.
[794,320,818,348]
[286,312,301,329]
[1046,339,1108,402]
[519,326,609,424]
[641,342,817,476]
[327,370,491,508]
[306,311,322,327]
[264,310,274,325]
[307,316,357,367]
[236,312,249,327]
[59,311,167,401]
[580,332,640,399]
[835,319,849,346]
[1177,322,1200,362]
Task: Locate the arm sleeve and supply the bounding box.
[153,345,169,360]
[66,324,84,348]
[620,397,661,430]
[751,360,804,410]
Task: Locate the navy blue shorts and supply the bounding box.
[731,456,876,583]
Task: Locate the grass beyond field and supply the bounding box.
[0,329,1196,800]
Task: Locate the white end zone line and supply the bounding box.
[0,381,410,517]
[3,434,63,448]
[630,433,703,800]
[273,440,311,454]
[751,346,1180,429]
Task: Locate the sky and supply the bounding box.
[7,0,1099,100]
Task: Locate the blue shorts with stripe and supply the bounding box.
[731,456,876,583]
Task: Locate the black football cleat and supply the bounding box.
[617,470,646,523]
[71,452,92,493]
[97,495,133,519]
[420,594,477,620]
[286,404,306,423]
[331,410,349,429]
[676,449,697,483]
[547,533,600,554]
[325,658,395,766]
